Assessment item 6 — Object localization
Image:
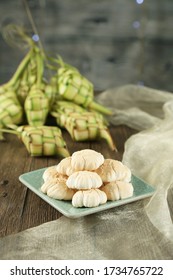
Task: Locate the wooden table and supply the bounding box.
[0,125,136,238]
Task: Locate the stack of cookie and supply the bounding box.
[41,149,133,208]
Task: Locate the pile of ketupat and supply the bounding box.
[0,25,116,157]
[41,149,133,208]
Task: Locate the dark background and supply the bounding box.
[1,0,173,92]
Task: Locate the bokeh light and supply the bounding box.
[136,0,144,4]
[32,34,39,42]
[132,21,141,29]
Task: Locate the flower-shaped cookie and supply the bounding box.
[101,181,133,200]
[41,178,75,200]
[42,166,59,182]
[56,156,75,176]
[71,149,104,171]
[42,165,68,182]
[66,170,102,189]
[72,189,107,208]
[95,159,131,183]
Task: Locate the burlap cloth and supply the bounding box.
[0,84,173,259]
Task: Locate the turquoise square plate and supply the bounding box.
[19,168,155,219]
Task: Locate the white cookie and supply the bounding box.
[42,166,59,182]
[101,181,133,200]
[47,181,75,200]
[56,156,75,176]
[71,149,104,171]
[72,189,107,208]
[95,159,131,183]
[66,170,102,189]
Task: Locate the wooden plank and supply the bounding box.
[0,134,31,236]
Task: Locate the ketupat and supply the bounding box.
[51,100,86,127]
[63,111,116,151]
[0,91,23,125]
[44,79,57,109]
[0,125,70,157]
[0,24,117,154]
[24,84,50,126]
[0,91,23,139]
[52,57,112,115]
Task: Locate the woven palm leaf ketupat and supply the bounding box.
[44,81,57,109]
[56,59,112,115]
[0,91,23,139]
[64,111,116,150]
[51,100,86,127]
[0,25,116,154]
[18,125,70,157]
[0,125,70,157]
[24,84,50,126]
